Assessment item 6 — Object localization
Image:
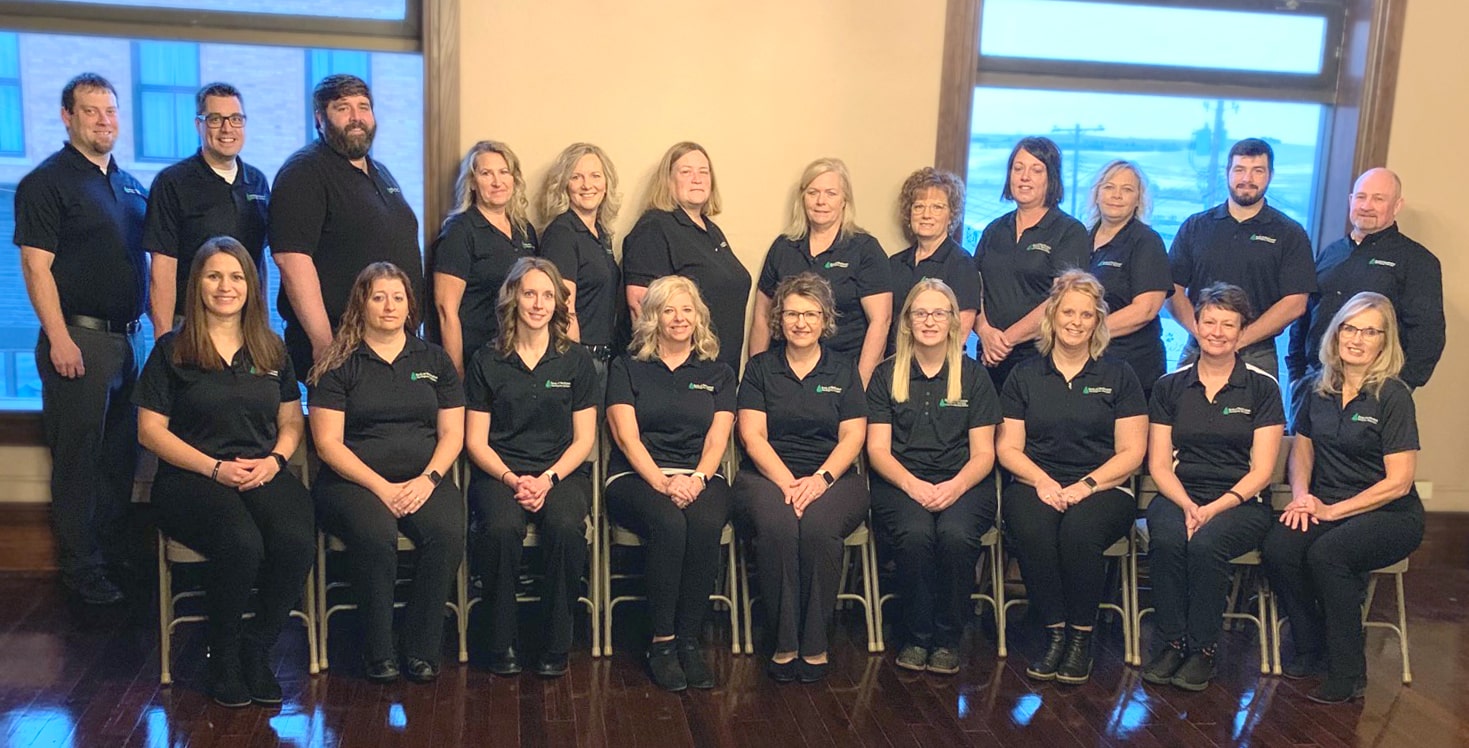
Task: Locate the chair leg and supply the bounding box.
[456,559,470,663]
[601,525,615,658]
[1269,593,1283,676]
[1362,575,1379,626]
[1223,567,1244,632]
[157,532,173,686]
[863,537,883,653]
[991,542,1007,658]
[588,524,601,659]
[1395,571,1411,684]
[726,536,740,654]
[1118,553,1134,667]
[739,543,754,655]
[303,569,320,675]
[316,531,331,671]
[1255,575,1269,674]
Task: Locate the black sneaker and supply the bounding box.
[648,641,687,692]
[677,641,715,689]
[1055,628,1094,685]
[926,647,961,676]
[1025,627,1068,681]
[1283,653,1326,680]
[207,654,251,708]
[240,642,283,704]
[895,645,928,672]
[1306,677,1366,704]
[1141,644,1186,685]
[1170,651,1215,692]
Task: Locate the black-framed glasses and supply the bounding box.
[909,309,952,322]
[198,113,247,129]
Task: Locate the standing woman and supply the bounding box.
[734,273,869,684]
[464,257,597,678]
[974,137,1090,389]
[867,279,1000,675]
[1084,160,1172,398]
[748,158,891,386]
[1143,283,1284,692]
[889,168,982,351]
[1264,292,1422,704]
[623,141,751,373]
[997,270,1147,685]
[433,140,538,376]
[605,275,736,691]
[539,142,622,384]
[309,262,466,684]
[137,237,314,707]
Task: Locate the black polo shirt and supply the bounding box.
[756,232,890,358]
[1169,201,1315,354]
[1286,224,1444,388]
[737,345,867,477]
[1089,218,1173,388]
[1292,375,1419,506]
[890,239,981,312]
[308,336,463,482]
[134,332,298,460]
[464,341,597,475]
[622,209,752,372]
[1000,354,1147,486]
[430,209,538,357]
[974,208,1089,359]
[867,356,1000,483]
[1149,357,1284,502]
[539,210,620,347]
[269,140,422,332]
[143,150,271,304]
[605,354,736,475]
[12,142,148,323]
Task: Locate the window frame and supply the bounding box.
[131,39,201,163]
[0,31,22,156]
[304,48,373,141]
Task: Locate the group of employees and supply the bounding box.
[12,71,1443,708]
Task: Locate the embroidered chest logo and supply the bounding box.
[1350,413,1379,425]
[823,261,850,269]
[1367,258,1397,268]
[815,385,843,394]
[248,366,281,378]
[410,372,438,382]
[1080,386,1112,395]
[1250,234,1277,244]
[122,186,144,196]
[1026,243,1052,254]
[1222,406,1252,415]
[521,243,535,251]
[386,186,402,194]
[544,379,572,389]
[246,193,268,202]
[1097,260,1124,268]
[688,383,716,392]
[938,398,969,408]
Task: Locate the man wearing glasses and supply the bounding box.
[143,82,270,336]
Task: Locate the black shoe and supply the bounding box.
[207,654,251,708]
[767,658,798,683]
[1141,643,1187,685]
[1055,628,1094,685]
[797,659,829,684]
[403,657,439,684]
[895,644,929,673]
[1025,627,1068,681]
[677,640,715,689]
[365,657,401,683]
[487,647,522,676]
[1306,677,1366,704]
[68,572,124,606]
[535,652,569,678]
[240,642,283,705]
[648,641,687,692]
[1169,650,1215,692]
[1283,652,1326,680]
[926,647,961,676]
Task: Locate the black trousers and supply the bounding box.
[1002,480,1134,627]
[1145,496,1271,651]
[732,471,869,657]
[870,473,996,649]
[606,473,731,641]
[1263,498,1423,682]
[153,464,315,657]
[468,469,590,655]
[315,470,465,664]
[37,327,138,583]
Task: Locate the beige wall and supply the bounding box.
[1386,0,1469,510]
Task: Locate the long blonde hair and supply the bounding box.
[539,142,621,239]
[493,257,573,357]
[1315,291,1405,399]
[446,140,531,237]
[783,157,861,243]
[646,141,722,216]
[308,262,418,385]
[628,275,720,363]
[1036,270,1111,359]
[891,279,964,404]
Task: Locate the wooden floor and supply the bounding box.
[2,517,1468,748]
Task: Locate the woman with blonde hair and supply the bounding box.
[539,143,622,380]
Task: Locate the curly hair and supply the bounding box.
[898,167,965,245]
[1036,270,1110,359]
[539,142,621,239]
[767,272,837,343]
[309,262,418,385]
[493,257,574,357]
[628,275,720,363]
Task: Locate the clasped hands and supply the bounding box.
[373,474,435,518]
[211,456,281,493]
[1279,492,1336,531]
[656,473,706,509]
[1035,477,1092,511]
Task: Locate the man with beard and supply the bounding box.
[269,74,421,379]
[14,73,148,605]
[144,82,270,336]
[1166,138,1316,381]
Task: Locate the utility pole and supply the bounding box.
[1052,123,1104,216]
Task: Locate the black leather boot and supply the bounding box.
[1025,626,1068,681]
[1056,627,1095,685]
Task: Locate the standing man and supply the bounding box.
[14,73,148,604]
[1167,138,1317,381]
[143,82,270,336]
[1287,168,1444,392]
[270,73,421,379]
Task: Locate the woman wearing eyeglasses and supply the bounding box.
[888,168,981,354]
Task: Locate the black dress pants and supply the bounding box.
[1002,480,1134,627]
[1145,496,1271,651]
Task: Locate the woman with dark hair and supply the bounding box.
[308,262,466,685]
[605,274,735,691]
[464,257,597,679]
[867,279,1000,675]
[623,141,751,372]
[734,272,869,684]
[1264,292,1423,704]
[974,136,1090,388]
[137,237,315,707]
[432,140,538,376]
[889,168,981,352]
[1143,283,1284,692]
[997,270,1147,685]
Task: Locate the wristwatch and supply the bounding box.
[691,471,708,485]
[545,470,561,486]
[816,469,835,487]
[1081,476,1098,493]
[423,469,443,487]
[270,452,289,471]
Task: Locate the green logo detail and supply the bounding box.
[815,385,844,394]
[688,383,715,392]
[544,379,572,389]
[939,398,969,408]
[1351,413,1380,424]
[1081,386,1113,395]
[1368,258,1397,267]
[823,261,851,269]
[410,371,439,383]
[1222,406,1252,415]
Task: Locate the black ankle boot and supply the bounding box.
[1025,627,1068,681]
[1056,628,1094,685]
[207,650,251,708]
[240,640,282,705]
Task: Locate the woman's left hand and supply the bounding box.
[1280,493,1326,531]
[235,456,280,492]
[392,475,434,515]
[1057,481,1091,507]
[788,475,829,518]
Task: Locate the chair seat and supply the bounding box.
[164,537,209,564]
[844,523,869,545]
[980,526,999,546]
[1377,557,1409,574]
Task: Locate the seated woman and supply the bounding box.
[464,257,597,678]
[1264,292,1423,704]
[308,262,466,685]
[733,272,869,684]
[997,270,1147,685]
[605,275,736,692]
[867,279,1000,675]
[1143,283,1284,691]
[137,237,315,707]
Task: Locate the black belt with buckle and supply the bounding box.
[582,343,612,362]
[66,314,141,335]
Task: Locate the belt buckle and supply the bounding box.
[123,319,141,335]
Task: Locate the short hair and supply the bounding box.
[61,73,116,112]
[897,167,965,245]
[783,157,861,243]
[1194,282,1256,327]
[539,143,622,239]
[1037,270,1111,359]
[1228,138,1274,173]
[1316,292,1404,399]
[629,275,720,363]
[1083,159,1153,228]
[494,257,573,357]
[646,141,722,216]
[312,74,372,125]
[768,272,837,343]
[1001,136,1064,208]
[195,82,243,115]
[447,140,531,237]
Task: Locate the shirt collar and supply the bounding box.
[1041,352,1100,380]
[669,208,710,233]
[560,209,603,238]
[1353,222,1401,249]
[908,237,962,267]
[1091,216,1139,246]
[313,138,376,175]
[496,339,565,368]
[1207,200,1279,225]
[1180,355,1250,391]
[907,356,950,382]
[352,334,426,364]
[60,141,115,174]
[775,343,835,380]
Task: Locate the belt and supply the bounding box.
[66,314,140,335]
[582,343,612,361]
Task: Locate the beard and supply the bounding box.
[1228,183,1264,207]
[323,118,375,160]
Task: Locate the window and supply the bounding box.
[305,49,371,139]
[133,40,200,161]
[41,0,410,20]
[0,33,21,156]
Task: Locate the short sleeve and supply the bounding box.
[1051,217,1091,274]
[604,356,635,407]
[463,348,495,411]
[999,366,1028,420]
[1289,377,1316,439]
[431,215,474,280]
[142,175,182,257]
[757,238,783,296]
[865,363,895,425]
[539,220,581,285]
[948,251,982,311]
[1131,229,1173,297]
[621,212,673,286]
[1252,376,1286,428]
[308,361,350,411]
[855,234,891,297]
[1277,223,1319,297]
[1113,363,1148,419]
[1148,376,1178,425]
[267,159,327,256]
[712,362,737,413]
[569,348,598,411]
[12,172,61,251]
[1378,382,1420,455]
[967,365,1002,428]
[1168,217,1197,288]
[277,352,301,403]
[132,337,177,415]
[431,346,465,408]
[736,356,769,413]
[838,365,868,420]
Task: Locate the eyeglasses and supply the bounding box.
[1338,323,1385,341]
[197,113,247,129]
[908,309,952,323]
[781,310,823,324]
